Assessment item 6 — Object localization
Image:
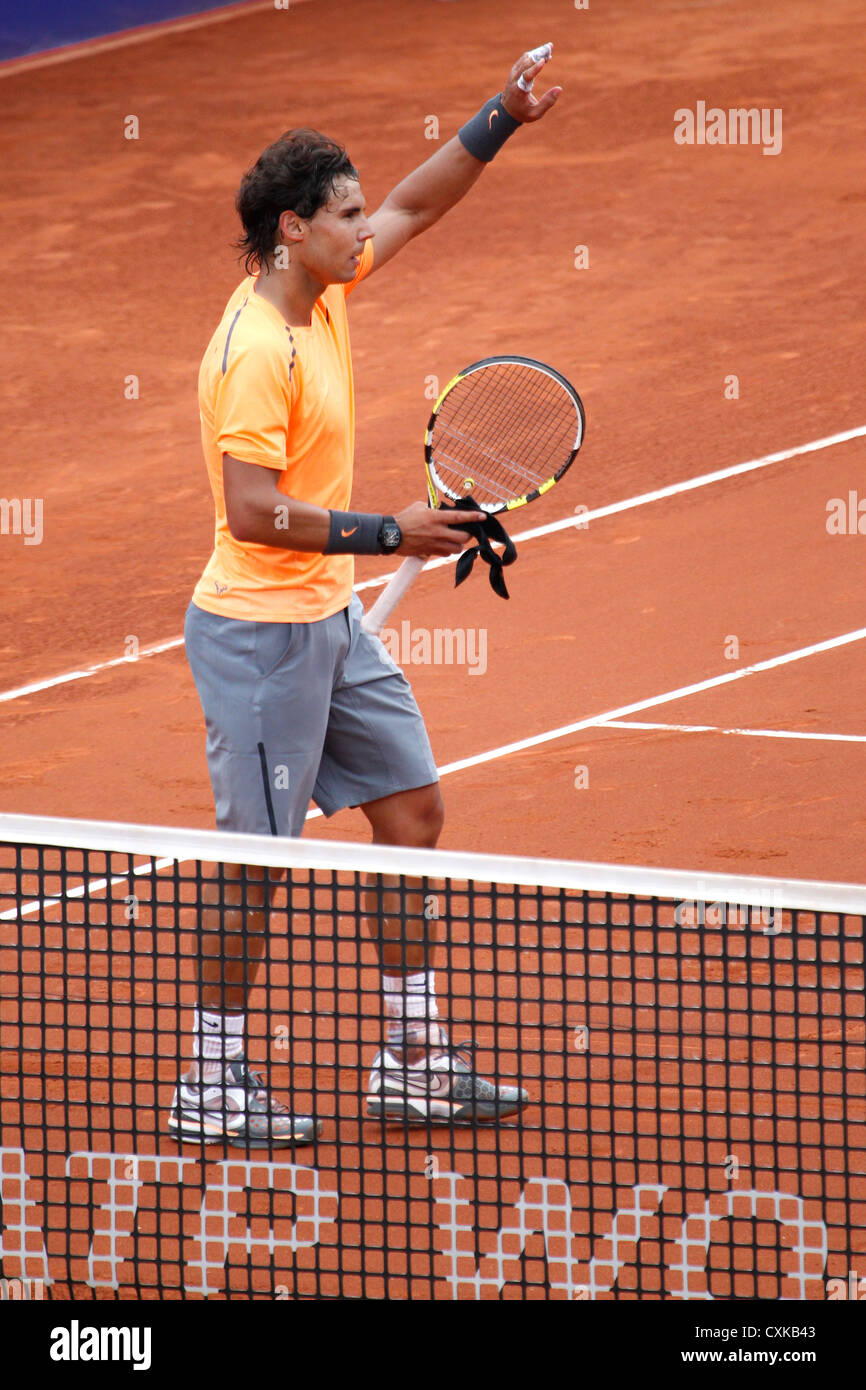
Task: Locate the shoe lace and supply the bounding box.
[227,1059,270,1093]
[234,1061,294,1115]
[441,1039,478,1070]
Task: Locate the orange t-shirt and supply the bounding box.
[192,239,374,623]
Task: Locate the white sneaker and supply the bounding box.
[366,1034,529,1124]
[167,1058,321,1148]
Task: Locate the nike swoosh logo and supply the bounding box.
[488,109,499,129]
[396,1073,452,1096]
[341,526,358,537]
[182,1087,230,1104]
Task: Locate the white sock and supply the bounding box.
[193,1009,245,1082]
[383,971,440,1049]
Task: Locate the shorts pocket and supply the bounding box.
[253,621,298,681]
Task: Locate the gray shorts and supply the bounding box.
[185,593,438,837]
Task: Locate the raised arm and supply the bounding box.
[367,46,562,273]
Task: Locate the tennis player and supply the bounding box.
[171,48,562,1146]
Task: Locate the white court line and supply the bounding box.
[600,719,866,744]
[3,423,864,708]
[302,623,866,818]
[510,422,866,547]
[0,637,185,705]
[0,1,303,78]
[0,855,172,921]
[8,622,865,913]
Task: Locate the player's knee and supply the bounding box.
[411,784,444,846]
[363,782,444,846]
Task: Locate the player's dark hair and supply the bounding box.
[234,129,358,273]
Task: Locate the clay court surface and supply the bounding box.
[0,0,864,879]
[0,0,864,1301]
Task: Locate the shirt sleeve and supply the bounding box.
[343,239,375,297]
[213,339,293,470]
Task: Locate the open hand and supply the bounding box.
[502,45,562,122]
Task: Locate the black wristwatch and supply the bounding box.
[378,516,402,554]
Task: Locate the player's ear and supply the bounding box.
[277,210,306,243]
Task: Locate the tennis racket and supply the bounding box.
[361,354,585,634]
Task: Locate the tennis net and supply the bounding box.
[0,813,863,1301]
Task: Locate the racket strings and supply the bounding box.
[434,430,550,489]
[430,362,580,506]
[443,372,573,469]
[432,452,536,505]
[459,365,576,453]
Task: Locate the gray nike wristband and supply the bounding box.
[324,510,384,555]
[458,94,520,162]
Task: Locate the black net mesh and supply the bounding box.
[0,827,863,1301]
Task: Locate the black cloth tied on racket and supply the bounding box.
[440,496,517,600]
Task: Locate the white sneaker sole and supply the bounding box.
[167,1108,321,1147]
[366,1094,527,1124]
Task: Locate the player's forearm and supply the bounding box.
[226,493,391,555]
[228,495,332,551]
[375,54,560,256]
[383,136,486,233]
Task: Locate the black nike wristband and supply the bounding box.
[458,94,520,162]
[324,510,384,555]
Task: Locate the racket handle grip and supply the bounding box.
[361,556,426,635]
